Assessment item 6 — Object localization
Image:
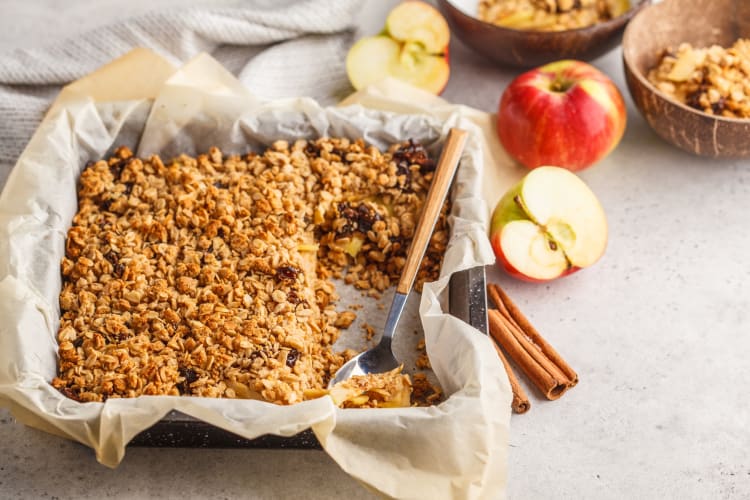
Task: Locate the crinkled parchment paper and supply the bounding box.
[0,48,520,499]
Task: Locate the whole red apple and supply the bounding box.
[497,60,626,171]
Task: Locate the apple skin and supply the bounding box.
[497,60,626,171]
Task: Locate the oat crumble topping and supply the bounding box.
[411,373,443,405]
[362,322,376,341]
[51,138,449,406]
[415,339,431,370]
[647,39,750,119]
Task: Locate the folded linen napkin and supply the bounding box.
[0,0,365,189]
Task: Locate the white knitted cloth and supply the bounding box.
[0,0,365,188]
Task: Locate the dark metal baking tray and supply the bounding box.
[129,265,487,448]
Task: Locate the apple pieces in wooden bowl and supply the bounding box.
[623,0,750,157]
[437,0,650,67]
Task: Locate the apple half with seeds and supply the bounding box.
[490,166,608,282]
[346,1,450,95]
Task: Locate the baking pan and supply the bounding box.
[129,265,488,448]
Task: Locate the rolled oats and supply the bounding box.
[333,310,357,329]
[52,138,449,407]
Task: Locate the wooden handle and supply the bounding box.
[396,128,468,295]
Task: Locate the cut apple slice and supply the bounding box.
[385,1,450,53]
[519,167,608,269]
[344,235,364,258]
[346,1,450,95]
[346,36,449,95]
[347,36,400,91]
[498,220,569,280]
[490,166,608,281]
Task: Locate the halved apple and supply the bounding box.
[490,167,608,282]
[385,1,450,53]
[346,1,450,95]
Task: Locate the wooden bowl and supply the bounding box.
[437,0,650,68]
[623,0,750,157]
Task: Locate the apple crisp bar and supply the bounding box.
[52,138,449,406]
[478,0,628,31]
[647,39,750,119]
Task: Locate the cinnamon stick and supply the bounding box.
[486,283,511,321]
[498,309,569,384]
[491,339,530,414]
[488,309,568,400]
[488,284,578,386]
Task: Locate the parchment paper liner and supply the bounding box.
[0,48,521,499]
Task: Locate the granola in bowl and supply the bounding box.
[647,39,750,119]
[51,138,448,407]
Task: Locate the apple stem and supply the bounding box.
[550,77,573,93]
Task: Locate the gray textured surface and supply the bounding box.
[1,0,750,499]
